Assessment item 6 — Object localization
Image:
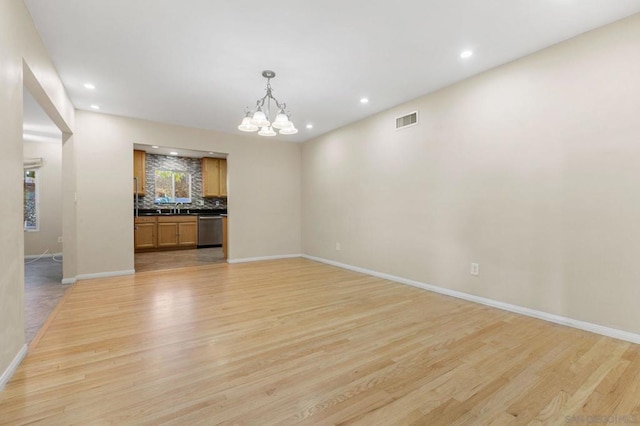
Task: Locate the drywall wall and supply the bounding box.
[73,111,301,275]
[23,140,63,256]
[0,0,74,385]
[302,14,640,334]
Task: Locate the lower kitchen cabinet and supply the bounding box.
[177,221,197,246]
[134,216,157,250]
[135,215,198,252]
[157,222,179,247]
[157,215,198,248]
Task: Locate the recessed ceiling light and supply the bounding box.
[151,145,159,149]
[460,50,473,59]
[90,105,100,110]
[208,152,214,154]
[360,98,369,104]
[169,151,178,155]
[84,83,95,90]
[306,124,313,129]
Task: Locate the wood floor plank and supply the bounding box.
[1,258,639,424]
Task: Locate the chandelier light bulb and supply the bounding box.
[272,111,290,129]
[251,109,270,128]
[238,116,258,132]
[258,126,277,137]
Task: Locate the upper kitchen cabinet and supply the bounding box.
[202,157,227,197]
[219,158,227,196]
[133,150,146,196]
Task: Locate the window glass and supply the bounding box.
[154,170,191,204]
[24,170,38,230]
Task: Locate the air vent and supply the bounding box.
[395,111,418,130]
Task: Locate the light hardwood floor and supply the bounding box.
[1,258,639,425]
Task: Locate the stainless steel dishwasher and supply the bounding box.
[197,215,223,247]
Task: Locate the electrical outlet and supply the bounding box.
[57,236,63,243]
[470,263,479,276]
[335,242,341,251]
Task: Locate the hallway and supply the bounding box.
[24,256,68,343]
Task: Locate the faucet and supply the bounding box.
[175,202,183,214]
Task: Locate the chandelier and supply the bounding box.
[238,70,298,136]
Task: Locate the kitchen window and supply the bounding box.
[154,170,192,204]
[24,169,38,231]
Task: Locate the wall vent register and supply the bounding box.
[395,111,418,130]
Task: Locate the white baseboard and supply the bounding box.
[61,277,76,285]
[228,254,302,264]
[24,252,62,260]
[75,269,136,281]
[0,344,27,391]
[301,254,640,345]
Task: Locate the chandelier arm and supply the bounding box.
[266,93,285,111]
[273,99,287,111]
[255,94,268,110]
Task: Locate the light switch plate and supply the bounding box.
[470,263,479,276]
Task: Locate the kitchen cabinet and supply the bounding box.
[135,215,197,251]
[219,158,227,196]
[202,157,227,197]
[178,221,197,246]
[133,150,146,196]
[134,216,156,250]
[157,222,178,247]
[222,215,228,260]
[157,216,198,248]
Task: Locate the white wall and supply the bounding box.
[0,0,74,382]
[302,14,640,334]
[23,140,62,256]
[73,111,301,276]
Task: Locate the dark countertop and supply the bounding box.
[135,208,227,217]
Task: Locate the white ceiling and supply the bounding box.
[24,0,640,143]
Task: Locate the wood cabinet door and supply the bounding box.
[178,222,197,246]
[202,157,221,197]
[134,222,156,249]
[133,150,146,196]
[219,159,227,196]
[157,222,179,247]
[222,216,228,260]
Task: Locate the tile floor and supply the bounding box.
[24,256,68,343]
[134,247,225,272]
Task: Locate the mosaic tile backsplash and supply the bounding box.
[135,153,226,210]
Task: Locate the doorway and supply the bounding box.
[23,86,68,343]
[132,144,228,272]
